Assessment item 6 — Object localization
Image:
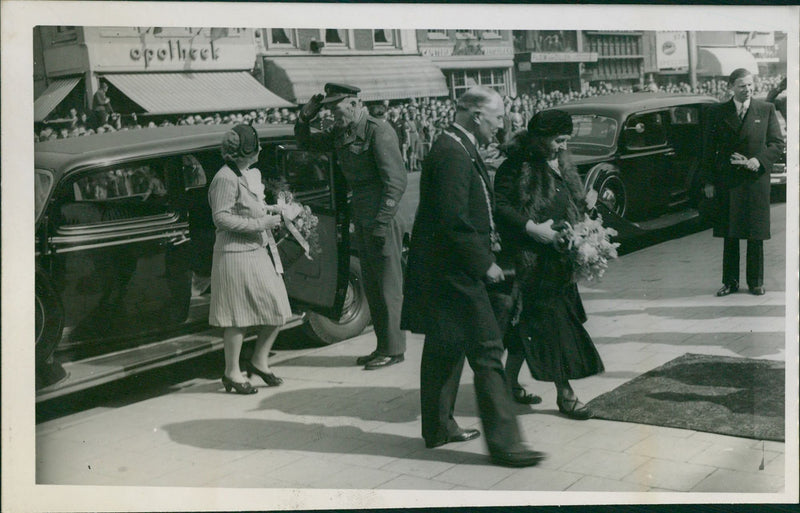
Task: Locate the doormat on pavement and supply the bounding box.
[586,353,785,441]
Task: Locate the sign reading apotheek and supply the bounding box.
[91,38,256,72]
[656,31,689,70]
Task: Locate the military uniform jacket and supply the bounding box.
[401,125,501,345]
[700,98,784,240]
[295,112,406,238]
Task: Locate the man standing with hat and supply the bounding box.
[295,83,407,369]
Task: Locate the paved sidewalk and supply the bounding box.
[36,204,790,495]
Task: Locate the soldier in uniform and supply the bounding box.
[295,83,407,369]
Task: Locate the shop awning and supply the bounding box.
[103,72,293,115]
[263,56,448,103]
[697,47,759,77]
[34,77,81,122]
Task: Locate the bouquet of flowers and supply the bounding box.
[265,179,321,259]
[553,213,620,282]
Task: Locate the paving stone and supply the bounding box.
[433,462,518,489]
[569,422,652,452]
[688,444,778,473]
[690,468,786,493]
[622,459,716,491]
[490,466,582,491]
[560,448,650,480]
[380,450,459,479]
[566,475,651,492]
[375,474,456,490]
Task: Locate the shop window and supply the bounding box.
[449,68,506,98]
[373,29,395,46]
[426,29,448,40]
[324,29,348,46]
[269,28,296,47]
[455,30,479,39]
[480,30,502,40]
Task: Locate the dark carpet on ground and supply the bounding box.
[586,353,784,441]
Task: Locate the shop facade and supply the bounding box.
[257,28,448,104]
[34,26,290,124]
[579,31,646,89]
[513,30,598,95]
[415,29,515,99]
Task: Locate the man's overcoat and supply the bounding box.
[701,98,784,240]
[401,126,501,345]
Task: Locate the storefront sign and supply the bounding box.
[529,52,597,63]
[421,45,513,58]
[656,31,689,70]
[130,40,221,69]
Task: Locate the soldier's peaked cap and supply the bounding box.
[320,83,361,104]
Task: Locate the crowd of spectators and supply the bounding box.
[37,74,785,172]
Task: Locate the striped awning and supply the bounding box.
[697,47,759,77]
[34,77,81,122]
[103,72,293,115]
[263,56,449,103]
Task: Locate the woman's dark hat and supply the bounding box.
[320,83,361,105]
[528,109,573,137]
[221,123,260,159]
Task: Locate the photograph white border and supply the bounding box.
[3,1,798,511]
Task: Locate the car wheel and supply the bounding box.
[595,171,628,218]
[36,271,64,370]
[304,257,371,345]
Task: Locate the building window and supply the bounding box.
[455,30,479,39]
[426,29,448,40]
[324,29,348,46]
[269,28,296,47]
[373,29,394,45]
[480,30,502,39]
[448,68,506,98]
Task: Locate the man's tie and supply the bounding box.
[738,105,747,122]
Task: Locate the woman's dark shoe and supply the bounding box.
[221,375,257,395]
[244,361,283,387]
[556,396,593,420]
[511,386,543,405]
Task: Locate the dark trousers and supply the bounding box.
[723,237,764,289]
[354,217,406,356]
[420,335,522,452]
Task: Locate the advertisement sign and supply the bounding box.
[656,31,689,70]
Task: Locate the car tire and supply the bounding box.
[304,256,371,345]
[36,271,64,370]
[592,167,628,218]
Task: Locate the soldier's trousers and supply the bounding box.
[354,216,407,356]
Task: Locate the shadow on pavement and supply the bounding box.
[278,355,363,367]
[160,418,489,466]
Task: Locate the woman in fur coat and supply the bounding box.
[494,109,604,420]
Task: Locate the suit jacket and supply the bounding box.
[700,98,784,240]
[208,165,272,252]
[401,125,501,345]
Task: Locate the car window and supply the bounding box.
[670,106,699,125]
[58,162,173,226]
[569,115,617,147]
[35,169,54,222]
[181,154,207,189]
[623,112,667,149]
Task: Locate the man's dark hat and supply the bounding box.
[320,83,361,105]
[528,109,573,137]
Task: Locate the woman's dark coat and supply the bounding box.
[401,126,501,345]
[700,98,784,240]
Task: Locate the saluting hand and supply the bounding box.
[299,94,325,123]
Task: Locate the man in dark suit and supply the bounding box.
[701,68,784,296]
[296,83,407,369]
[402,86,545,467]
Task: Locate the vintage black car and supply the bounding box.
[548,93,719,233]
[35,124,416,397]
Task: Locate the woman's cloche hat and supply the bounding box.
[528,109,573,138]
[221,123,260,160]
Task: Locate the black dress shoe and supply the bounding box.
[490,447,546,467]
[425,428,481,448]
[556,396,593,420]
[511,386,543,405]
[749,286,765,295]
[715,282,739,297]
[364,354,404,370]
[356,351,379,366]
